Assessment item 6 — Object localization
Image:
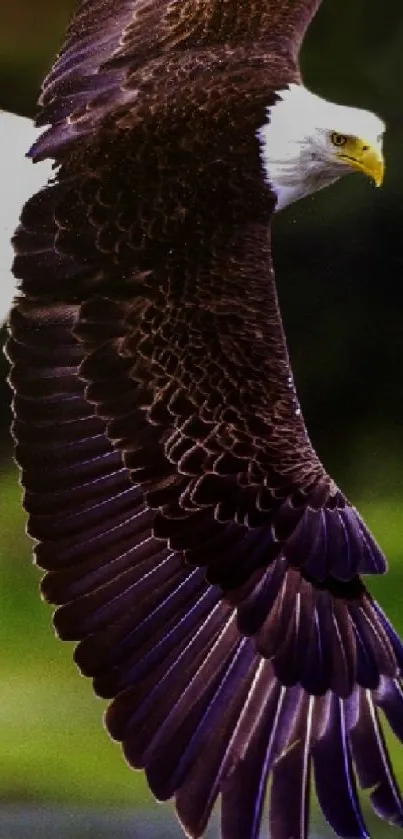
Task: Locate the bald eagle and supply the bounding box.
[6,1,403,838]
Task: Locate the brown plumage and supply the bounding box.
[6,1,403,838]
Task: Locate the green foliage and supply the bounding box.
[0,462,152,806]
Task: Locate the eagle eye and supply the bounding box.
[331,132,348,147]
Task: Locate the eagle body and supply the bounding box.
[6,2,403,839]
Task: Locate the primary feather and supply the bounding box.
[6,2,403,838]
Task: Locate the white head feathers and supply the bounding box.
[257,84,385,211]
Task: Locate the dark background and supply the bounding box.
[1,0,403,835]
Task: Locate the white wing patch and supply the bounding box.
[0,111,53,324]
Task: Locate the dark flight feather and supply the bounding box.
[32,0,321,157]
[6,1,403,838]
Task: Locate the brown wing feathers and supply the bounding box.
[37,0,321,117]
[31,0,317,160]
[7,1,403,837]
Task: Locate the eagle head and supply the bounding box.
[257,83,385,211]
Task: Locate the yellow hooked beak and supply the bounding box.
[337,137,385,187]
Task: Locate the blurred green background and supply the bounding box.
[1,0,403,836]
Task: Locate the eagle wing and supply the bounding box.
[7,2,403,838]
[32,0,321,157]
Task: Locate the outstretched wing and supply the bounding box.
[7,2,403,838]
[32,0,321,158]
